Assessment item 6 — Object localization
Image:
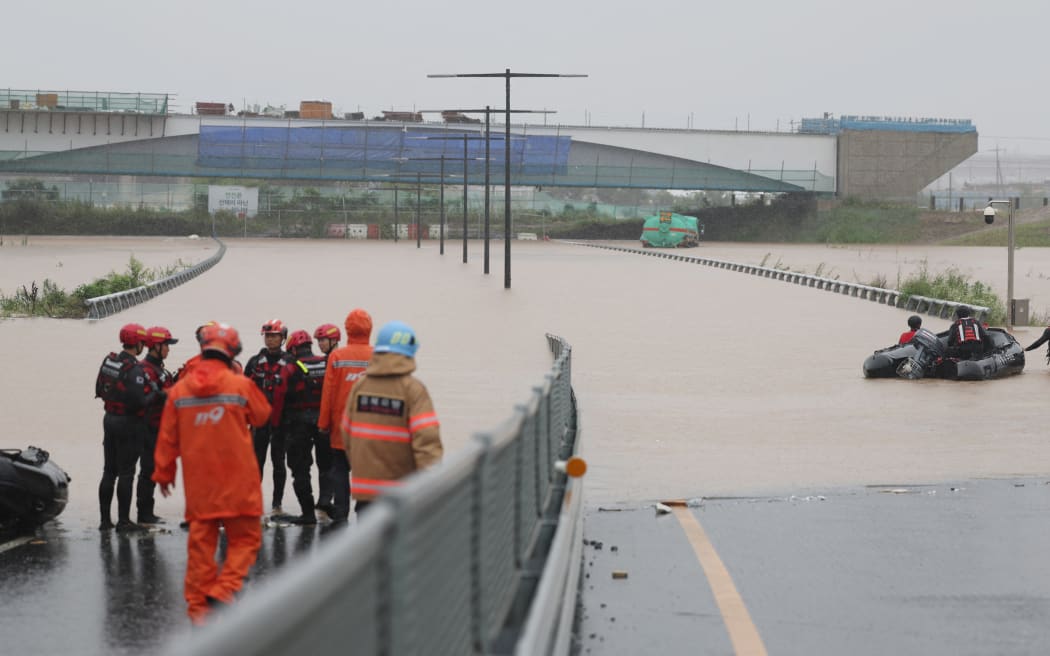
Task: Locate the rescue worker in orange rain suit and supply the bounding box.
[153,323,271,626]
[244,319,292,515]
[136,325,178,525]
[175,321,243,382]
[340,320,442,516]
[95,322,154,532]
[317,309,372,522]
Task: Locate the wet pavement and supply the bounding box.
[0,520,344,655]
[578,477,1050,656]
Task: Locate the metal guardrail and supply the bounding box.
[172,333,582,656]
[567,242,990,321]
[84,238,226,320]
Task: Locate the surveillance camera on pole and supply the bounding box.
[984,206,996,224]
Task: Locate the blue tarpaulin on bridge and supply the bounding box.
[198,126,571,174]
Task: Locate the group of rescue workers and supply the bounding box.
[94,310,443,625]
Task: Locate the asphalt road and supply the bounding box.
[577,477,1050,656]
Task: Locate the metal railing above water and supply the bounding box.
[569,242,989,321]
[171,334,582,656]
[84,238,226,320]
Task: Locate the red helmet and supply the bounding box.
[119,323,147,347]
[286,329,312,350]
[144,326,179,348]
[261,319,288,340]
[314,323,341,343]
[199,323,242,359]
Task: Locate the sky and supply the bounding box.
[6,0,1050,172]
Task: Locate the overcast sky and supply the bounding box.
[6,0,1050,162]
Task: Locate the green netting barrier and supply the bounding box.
[0,89,168,114]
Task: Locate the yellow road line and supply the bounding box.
[671,506,768,656]
[0,536,34,555]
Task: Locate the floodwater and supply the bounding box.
[3,235,1050,525]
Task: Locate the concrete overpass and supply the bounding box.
[0,105,976,199]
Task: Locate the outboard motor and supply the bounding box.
[0,446,71,532]
[896,328,946,379]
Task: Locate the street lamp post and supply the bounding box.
[986,199,1015,327]
[426,108,552,274]
[428,69,586,288]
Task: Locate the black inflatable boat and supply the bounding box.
[0,446,71,532]
[863,327,1025,380]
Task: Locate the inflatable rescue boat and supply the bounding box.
[863,327,1025,380]
[0,446,71,532]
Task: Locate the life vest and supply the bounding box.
[246,349,290,401]
[288,355,327,410]
[954,317,981,344]
[141,358,174,429]
[95,351,139,415]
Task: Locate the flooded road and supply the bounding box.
[4,236,1050,654]
[3,236,1050,517]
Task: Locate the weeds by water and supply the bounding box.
[0,255,190,318]
[898,260,1006,325]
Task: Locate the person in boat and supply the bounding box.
[947,306,992,359]
[899,315,922,344]
[154,323,271,626]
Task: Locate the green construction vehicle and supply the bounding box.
[639,211,702,248]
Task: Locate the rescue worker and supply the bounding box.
[244,319,292,515]
[1025,325,1050,360]
[153,323,271,626]
[95,323,153,532]
[136,325,178,525]
[340,320,442,516]
[310,324,341,517]
[314,323,341,356]
[318,309,373,522]
[899,315,922,344]
[270,330,327,524]
[175,321,243,381]
[947,305,992,359]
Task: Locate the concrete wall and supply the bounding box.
[836,130,978,200]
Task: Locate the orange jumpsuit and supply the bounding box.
[317,309,373,520]
[153,357,271,625]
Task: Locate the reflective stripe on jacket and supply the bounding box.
[341,352,442,501]
[154,358,272,521]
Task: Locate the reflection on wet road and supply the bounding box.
[0,522,339,656]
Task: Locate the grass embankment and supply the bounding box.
[942,219,1050,247]
[0,256,188,318]
[897,262,1006,325]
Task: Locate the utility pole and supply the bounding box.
[428,70,586,288]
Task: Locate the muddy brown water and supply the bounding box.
[3,236,1050,528]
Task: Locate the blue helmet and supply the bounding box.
[373,320,419,358]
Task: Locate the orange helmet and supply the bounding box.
[261,319,288,340]
[286,329,312,351]
[144,326,179,348]
[314,323,341,343]
[195,321,218,344]
[119,323,148,347]
[200,323,242,359]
